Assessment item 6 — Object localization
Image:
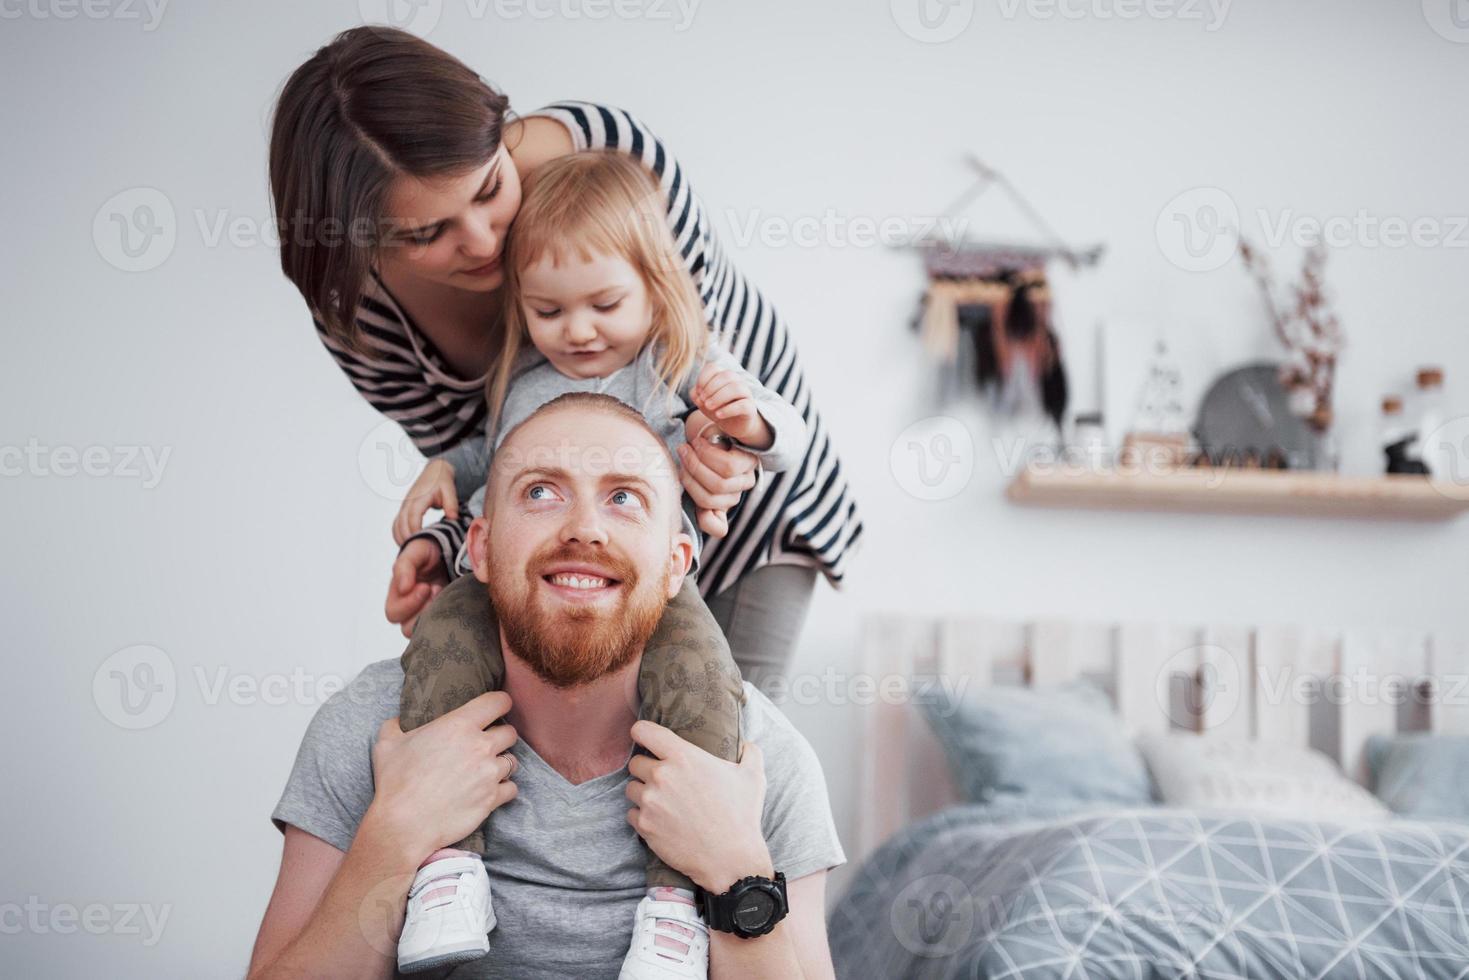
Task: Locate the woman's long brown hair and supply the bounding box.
[268,27,510,349]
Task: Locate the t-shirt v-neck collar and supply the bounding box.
[511,735,634,806]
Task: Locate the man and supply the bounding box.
[248,393,844,979]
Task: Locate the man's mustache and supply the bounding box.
[528,542,639,587]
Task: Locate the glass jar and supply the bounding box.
[1379,395,1420,475]
[1414,367,1447,477]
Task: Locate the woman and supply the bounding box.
[268,27,862,690]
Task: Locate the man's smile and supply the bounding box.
[547,572,612,589]
[538,561,626,604]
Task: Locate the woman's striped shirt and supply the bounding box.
[314,101,863,597]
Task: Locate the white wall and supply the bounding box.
[4,1,1467,975]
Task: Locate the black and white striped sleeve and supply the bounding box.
[313,314,480,579]
[313,304,486,459]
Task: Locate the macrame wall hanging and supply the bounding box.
[905,156,1104,430]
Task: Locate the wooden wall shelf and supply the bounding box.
[1007,467,1469,521]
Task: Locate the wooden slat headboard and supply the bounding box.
[856,613,1467,862]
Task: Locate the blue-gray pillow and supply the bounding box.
[920,680,1154,807]
[1367,733,1469,820]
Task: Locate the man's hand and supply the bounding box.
[626,722,771,893]
[248,694,519,980]
[628,725,837,980]
[385,538,448,637]
[368,692,519,861]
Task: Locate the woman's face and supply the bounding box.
[377,147,523,294]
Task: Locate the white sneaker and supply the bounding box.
[618,895,710,979]
[398,855,495,974]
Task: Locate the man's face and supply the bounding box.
[468,404,692,688]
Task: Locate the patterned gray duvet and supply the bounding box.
[829,802,1469,979]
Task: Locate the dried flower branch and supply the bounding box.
[1238,237,1344,432]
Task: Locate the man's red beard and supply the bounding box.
[487,539,669,689]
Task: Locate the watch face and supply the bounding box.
[732,888,776,931]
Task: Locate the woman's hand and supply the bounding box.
[680,410,759,540]
[367,692,519,862]
[385,538,448,637]
[393,459,459,546]
[626,722,773,894]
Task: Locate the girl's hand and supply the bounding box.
[679,410,758,538]
[691,364,771,449]
[626,722,773,893]
[393,459,460,546]
[368,692,519,861]
[386,538,448,638]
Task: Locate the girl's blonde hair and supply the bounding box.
[486,150,709,435]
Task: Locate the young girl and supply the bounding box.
[392,150,807,977]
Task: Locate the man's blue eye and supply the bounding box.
[610,489,640,507]
[528,485,552,500]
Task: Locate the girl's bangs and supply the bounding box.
[514,192,655,274]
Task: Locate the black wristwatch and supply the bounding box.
[696,872,788,938]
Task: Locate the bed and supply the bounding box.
[831,615,1469,978]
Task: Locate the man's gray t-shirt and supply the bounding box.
[271,660,845,978]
